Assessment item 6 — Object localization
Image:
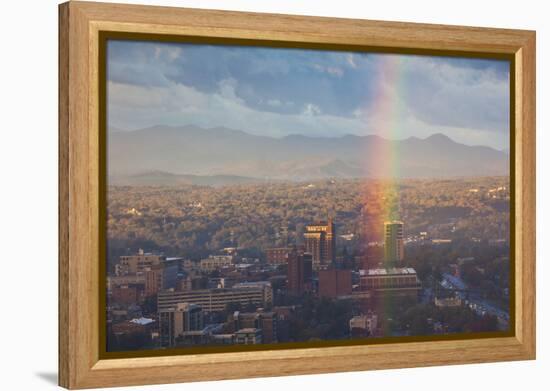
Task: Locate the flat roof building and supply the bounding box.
[360,267,421,298]
[158,284,272,313]
[116,249,165,276]
[199,255,234,272]
[318,269,352,298]
[235,328,262,345]
[229,310,278,344]
[233,281,274,304]
[266,247,292,265]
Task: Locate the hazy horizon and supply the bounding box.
[109,123,509,152]
[107,122,509,182]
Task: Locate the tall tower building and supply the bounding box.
[384,221,404,263]
[304,219,336,268]
[159,303,203,348]
[287,248,313,295]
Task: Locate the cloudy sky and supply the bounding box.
[107,40,510,150]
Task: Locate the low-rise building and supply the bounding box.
[111,284,141,305]
[158,285,270,313]
[109,317,156,349]
[210,334,235,345]
[233,281,273,305]
[434,296,462,307]
[228,310,278,343]
[359,268,421,298]
[199,255,234,272]
[265,247,292,265]
[318,269,352,298]
[235,328,262,345]
[349,313,378,336]
[116,249,165,276]
[107,274,146,291]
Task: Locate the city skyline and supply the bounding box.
[105,40,511,353]
[106,176,511,352]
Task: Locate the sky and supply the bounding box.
[107,40,510,150]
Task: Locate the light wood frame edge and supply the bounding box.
[58,1,536,389]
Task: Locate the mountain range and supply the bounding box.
[108,125,508,186]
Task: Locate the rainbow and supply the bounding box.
[357,54,409,336]
[359,54,406,234]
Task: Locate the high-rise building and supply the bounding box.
[159,303,203,347]
[144,266,162,297]
[287,248,313,295]
[318,269,352,298]
[304,219,336,267]
[302,253,313,292]
[384,221,404,263]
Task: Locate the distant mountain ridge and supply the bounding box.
[110,170,268,187]
[108,125,508,185]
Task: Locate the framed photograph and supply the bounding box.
[59,1,536,389]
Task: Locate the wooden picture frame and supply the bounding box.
[59,1,536,389]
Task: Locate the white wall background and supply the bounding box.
[0,0,546,389]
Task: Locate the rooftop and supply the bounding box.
[165,257,184,262]
[129,317,155,326]
[236,328,261,333]
[361,268,417,276]
[233,281,272,288]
